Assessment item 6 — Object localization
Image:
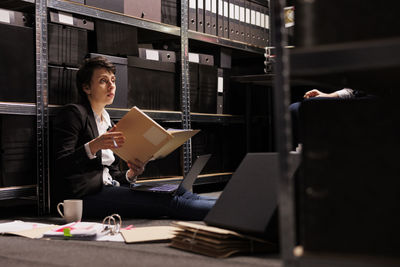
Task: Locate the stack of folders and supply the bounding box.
[170,221,277,258]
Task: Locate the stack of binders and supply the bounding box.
[47,10,94,105]
[0,115,36,187]
[170,221,277,258]
[188,0,269,47]
[188,52,218,114]
[127,48,178,111]
[0,8,35,103]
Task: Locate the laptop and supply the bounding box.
[204,153,279,240]
[130,154,211,195]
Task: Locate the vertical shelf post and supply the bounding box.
[180,0,192,175]
[35,0,50,215]
[271,0,296,265]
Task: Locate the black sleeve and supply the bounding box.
[54,105,102,175]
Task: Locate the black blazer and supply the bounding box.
[53,102,127,200]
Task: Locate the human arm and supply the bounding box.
[86,125,125,156]
[304,88,354,99]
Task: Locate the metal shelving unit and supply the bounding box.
[0,0,268,214]
[0,102,37,115]
[276,1,400,267]
[188,30,264,54]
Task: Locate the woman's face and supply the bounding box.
[83,67,116,107]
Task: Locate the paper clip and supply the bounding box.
[102,214,122,235]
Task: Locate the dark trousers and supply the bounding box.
[82,185,216,221]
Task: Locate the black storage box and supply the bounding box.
[294,0,400,47]
[0,115,36,187]
[93,19,138,57]
[90,53,128,108]
[127,56,177,111]
[0,8,35,103]
[48,11,94,67]
[161,0,180,26]
[188,53,217,113]
[191,123,245,173]
[138,48,177,63]
[85,0,124,13]
[124,0,162,22]
[298,98,400,256]
[48,65,79,105]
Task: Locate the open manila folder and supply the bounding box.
[111,106,199,163]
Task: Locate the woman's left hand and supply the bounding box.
[127,158,147,178]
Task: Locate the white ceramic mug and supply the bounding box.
[57,199,83,223]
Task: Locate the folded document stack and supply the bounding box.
[170,221,277,258]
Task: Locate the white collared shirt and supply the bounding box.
[84,109,118,186]
[336,88,354,99]
[84,109,138,185]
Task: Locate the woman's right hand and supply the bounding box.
[88,126,125,155]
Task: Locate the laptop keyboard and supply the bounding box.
[148,184,179,192]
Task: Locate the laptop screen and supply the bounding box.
[204,153,279,239]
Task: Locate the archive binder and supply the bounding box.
[255,3,263,47]
[197,0,204,32]
[211,0,218,35]
[111,106,199,163]
[250,2,257,45]
[238,0,245,42]
[189,0,197,31]
[228,0,235,40]
[204,0,216,35]
[245,0,251,44]
[263,4,270,47]
[233,0,240,41]
[217,0,224,37]
[222,0,229,38]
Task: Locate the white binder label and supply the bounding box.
[212,0,217,13]
[189,0,196,9]
[0,10,10,24]
[218,0,223,16]
[198,0,203,10]
[145,49,159,61]
[218,77,224,93]
[229,3,234,19]
[189,53,200,63]
[143,126,167,146]
[58,12,74,25]
[245,8,250,24]
[234,5,239,20]
[224,2,229,17]
[251,10,256,25]
[206,0,211,11]
[256,11,261,27]
[239,7,245,22]
[260,13,265,28]
[265,14,270,29]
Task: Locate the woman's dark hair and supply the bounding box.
[76,56,116,103]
